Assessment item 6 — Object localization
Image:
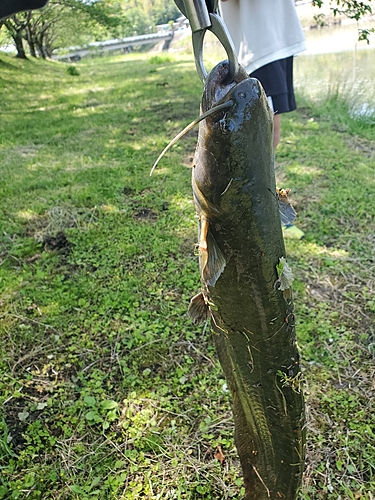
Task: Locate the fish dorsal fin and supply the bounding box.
[188,292,211,324]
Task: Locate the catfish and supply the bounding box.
[189,61,305,500]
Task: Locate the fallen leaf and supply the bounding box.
[214,444,225,466]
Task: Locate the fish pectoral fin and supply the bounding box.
[188,292,211,324]
[202,230,226,287]
[198,216,209,250]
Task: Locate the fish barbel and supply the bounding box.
[189,61,305,500]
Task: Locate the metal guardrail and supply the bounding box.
[53,31,174,61]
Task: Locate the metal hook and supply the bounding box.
[173,0,239,84]
[174,0,215,31]
[192,13,239,84]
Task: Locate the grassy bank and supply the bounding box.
[0,52,374,499]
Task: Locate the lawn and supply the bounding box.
[0,51,374,499]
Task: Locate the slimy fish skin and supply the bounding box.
[189,61,305,500]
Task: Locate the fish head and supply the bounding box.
[201,60,249,111]
[193,61,274,218]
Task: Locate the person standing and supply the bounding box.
[220,0,306,149]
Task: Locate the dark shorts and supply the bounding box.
[250,56,296,114]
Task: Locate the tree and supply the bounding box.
[312,0,374,41]
[120,0,180,35]
[312,0,372,19]
[1,0,130,59]
[4,15,28,58]
[151,0,180,26]
[0,0,182,58]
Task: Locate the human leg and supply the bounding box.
[250,57,296,149]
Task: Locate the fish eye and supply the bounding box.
[220,118,235,134]
[211,118,221,128]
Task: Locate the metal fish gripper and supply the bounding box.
[173,0,239,84]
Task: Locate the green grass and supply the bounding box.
[0,51,374,499]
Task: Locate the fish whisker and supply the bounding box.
[150,100,233,176]
[221,178,233,196]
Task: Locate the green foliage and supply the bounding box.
[0,50,374,499]
[66,65,80,76]
[149,54,174,64]
[312,0,372,19]
[151,0,180,26]
[123,7,150,37]
[115,0,179,37]
[0,0,180,57]
[312,0,373,41]
[0,0,131,58]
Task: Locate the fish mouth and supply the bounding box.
[202,61,249,113]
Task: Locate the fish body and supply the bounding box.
[189,61,305,500]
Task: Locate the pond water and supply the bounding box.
[200,17,375,117]
[294,19,375,115]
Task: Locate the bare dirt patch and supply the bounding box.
[344,135,375,158]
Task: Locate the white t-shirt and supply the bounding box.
[219,0,306,73]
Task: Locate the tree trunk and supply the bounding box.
[28,39,37,57]
[25,31,37,57]
[35,40,44,58]
[14,33,27,58]
[36,33,47,58]
[25,12,37,57]
[4,18,27,59]
[43,35,53,58]
[35,21,52,58]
